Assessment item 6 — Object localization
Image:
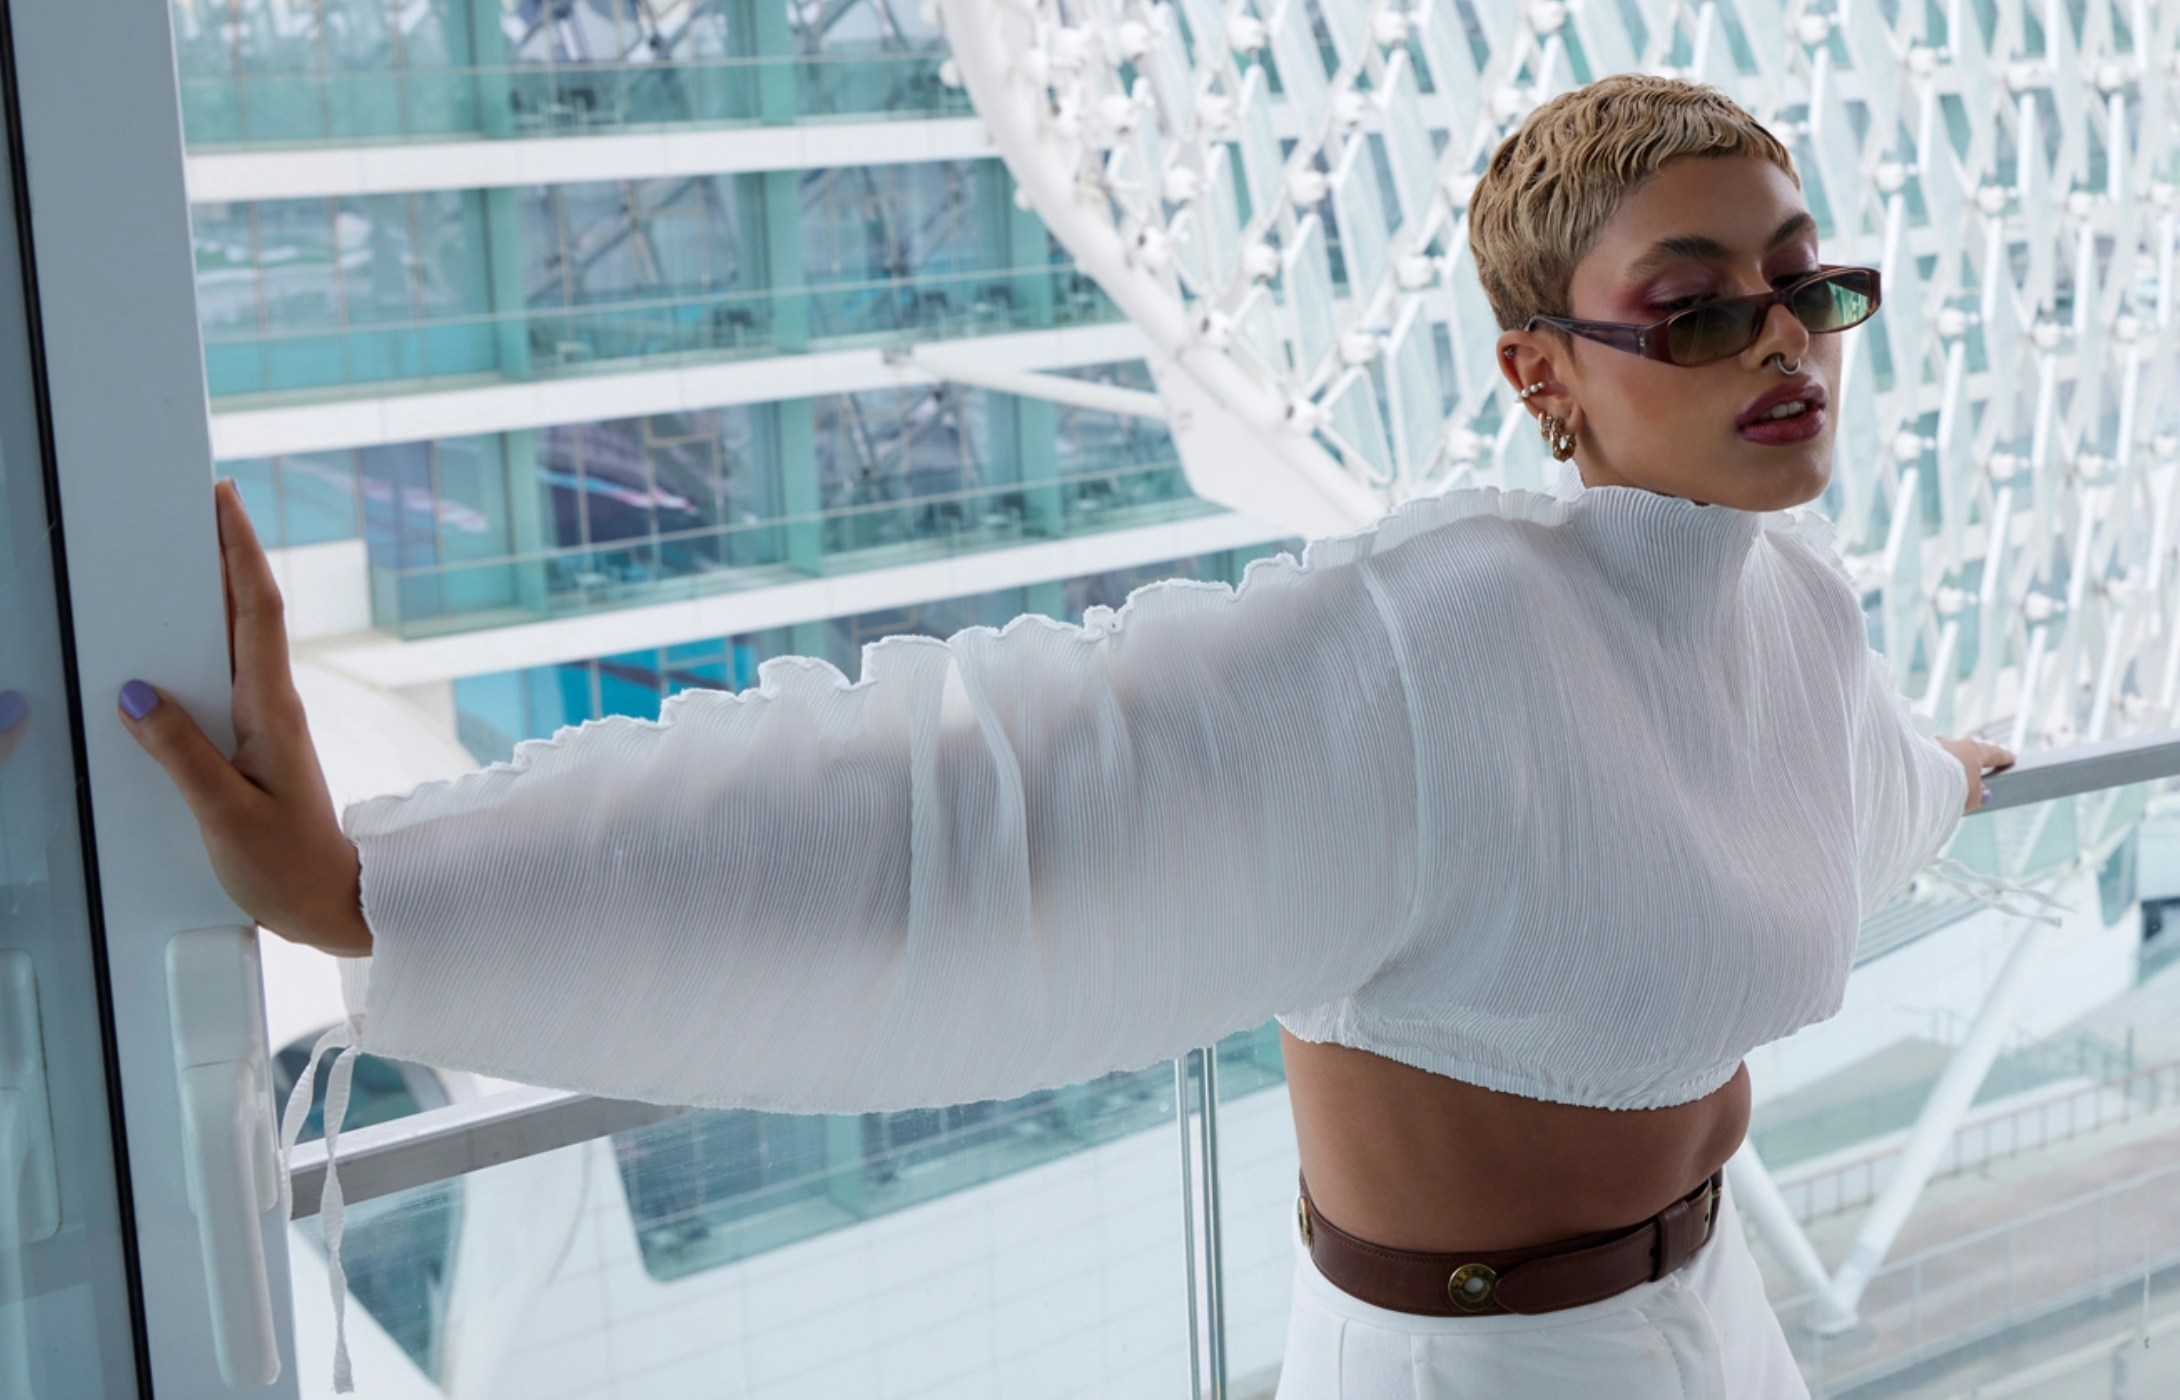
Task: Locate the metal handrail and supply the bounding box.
[1978,727,2180,811]
[286,726,2180,1217]
[286,1085,687,1218]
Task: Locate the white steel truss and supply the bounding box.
[933,0,2180,755]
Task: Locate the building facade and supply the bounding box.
[176,0,1299,763]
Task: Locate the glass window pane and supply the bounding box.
[0,87,144,1396]
[278,450,361,546]
[311,1067,1191,1396]
[218,457,282,548]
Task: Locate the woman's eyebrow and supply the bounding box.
[1624,213,1821,280]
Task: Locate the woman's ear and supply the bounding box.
[1495,333,1576,425]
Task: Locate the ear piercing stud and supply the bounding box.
[1517,381,1546,401]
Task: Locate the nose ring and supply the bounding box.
[1775,355,1802,375]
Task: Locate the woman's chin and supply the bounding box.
[1672,450,1830,513]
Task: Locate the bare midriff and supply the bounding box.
[1281,1027,1751,1253]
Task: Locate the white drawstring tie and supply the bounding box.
[277,959,370,1394]
[1928,856,2072,926]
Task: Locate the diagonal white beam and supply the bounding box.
[1815,891,2073,1332]
[891,346,1168,420]
[1725,1141,1834,1303]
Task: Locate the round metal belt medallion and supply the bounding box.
[1447,1262,1499,1312]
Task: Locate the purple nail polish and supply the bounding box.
[119,680,160,720]
[0,690,23,732]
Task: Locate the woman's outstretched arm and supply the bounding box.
[123,482,1421,1112]
[1850,657,2010,916]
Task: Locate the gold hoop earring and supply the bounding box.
[1537,413,1577,461]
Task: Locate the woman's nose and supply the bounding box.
[1752,300,1812,364]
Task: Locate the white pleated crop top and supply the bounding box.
[343,481,1967,1114]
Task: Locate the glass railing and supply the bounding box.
[1733,762,2180,1398]
[283,1023,1286,1392]
[177,50,970,149]
[276,736,2180,1396]
[368,455,1209,639]
[201,263,1119,400]
[1204,751,2180,1394]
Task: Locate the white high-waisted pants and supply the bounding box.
[1273,1177,1810,1400]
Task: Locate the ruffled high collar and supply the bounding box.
[1560,481,1765,618]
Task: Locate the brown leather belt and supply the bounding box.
[1296,1169,1723,1316]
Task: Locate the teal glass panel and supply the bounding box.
[195,165,1118,399]
[613,1055,1181,1283]
[356,445,1211,640]
[249,199,344,394]
[660,638,732,695]
[360,441,444,624]
[444,546,1294,754]
[524,663,581,736]
[278,450,362,546]
[218,458,283,549]
[596,650,665,721]
[192,202,268,396]
[813,385,991,556]
[430,434,518,616]
[450,669,526,765]
[553,661,597,727]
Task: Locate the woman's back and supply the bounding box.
[1283,1029,1750,1252]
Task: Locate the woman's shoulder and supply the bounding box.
[1274,485,1576,598]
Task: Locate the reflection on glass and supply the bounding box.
[446,543,1300,762]
[192,160,1112,400]
[175,59,969,148]
[370,457,1211,641]
[0,102,143,1397]
[615,1064,1178,1281]
[312,1064,1191,1396]
[196,261,1114,399]
[170,0,968,145]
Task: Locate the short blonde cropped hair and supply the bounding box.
[1467,74,1799,332]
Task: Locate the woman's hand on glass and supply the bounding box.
[1938,735,2015,812]
[116,481,372,956]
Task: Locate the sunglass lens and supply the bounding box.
[1666,301,1763,365]
[1792,271,1877,333]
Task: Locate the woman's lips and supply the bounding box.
[1738,405,1827,445]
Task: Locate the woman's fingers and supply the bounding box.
[117,680,260,829]
[216,480,298,726]
[1937,734,2010,811]
[212,481,320,799]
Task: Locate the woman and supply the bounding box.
[122,75,2011,1398]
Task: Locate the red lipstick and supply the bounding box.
[1735,378,1828,446]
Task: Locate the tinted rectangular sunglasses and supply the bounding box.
[1523,266,1882,367]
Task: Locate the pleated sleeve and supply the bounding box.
[344,556,1421,1113]
[1849,655,1969,917]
